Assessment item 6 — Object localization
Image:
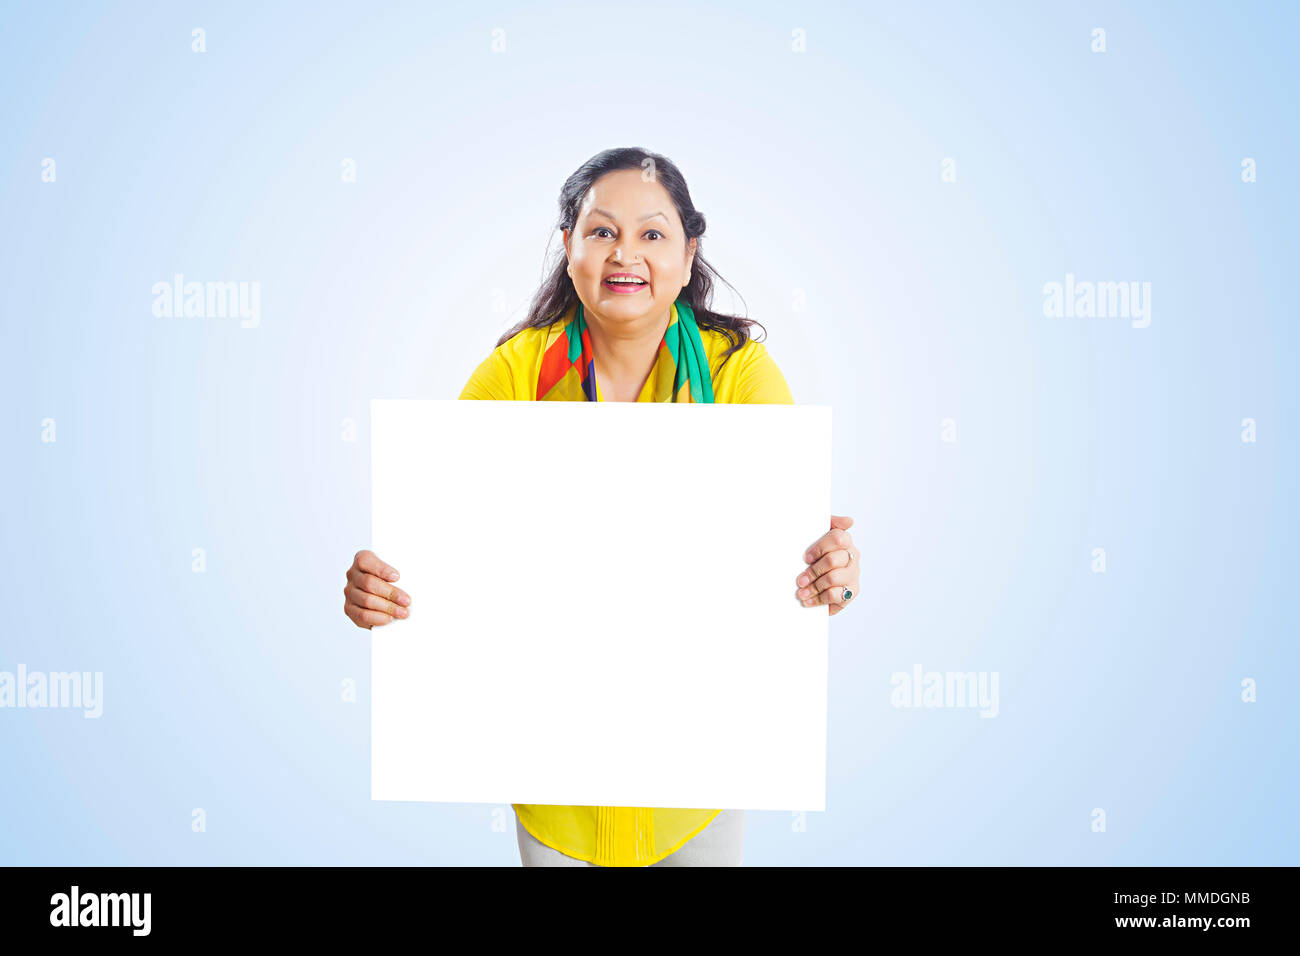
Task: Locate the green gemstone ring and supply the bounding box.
[842,589,853,602]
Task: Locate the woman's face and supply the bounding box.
[563,168,696,330]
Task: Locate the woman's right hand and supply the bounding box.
[344,549,411,629]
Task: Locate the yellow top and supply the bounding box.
[458,312,794,866]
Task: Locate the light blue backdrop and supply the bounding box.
[1,0,1295,865]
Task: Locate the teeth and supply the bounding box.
[606,277,646,284]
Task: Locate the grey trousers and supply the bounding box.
[516,809,745,867]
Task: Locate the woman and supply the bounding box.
[343,147,860,866]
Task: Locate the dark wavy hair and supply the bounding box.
[495,147,766,375]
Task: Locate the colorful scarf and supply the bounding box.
[535,298,715,403]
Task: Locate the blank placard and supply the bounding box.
[370,398,831,810]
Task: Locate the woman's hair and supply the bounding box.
[495,147,766,374]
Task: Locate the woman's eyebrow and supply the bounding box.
[589,207,668,224]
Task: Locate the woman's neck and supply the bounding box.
[585,305,670,402]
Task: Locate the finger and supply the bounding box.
[804,517,856,563]
[808,566,854,599]
[795,566,852,605]
[345,584,409,619]
[804,526,851,565]
[354,549,400,583]
[345,603,397,629]
[796,541,853,590]
[347,569,410,606]
[804,583,853,608]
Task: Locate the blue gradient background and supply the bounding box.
[1,1,1295,865]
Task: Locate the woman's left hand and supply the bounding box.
[795,515,859,617]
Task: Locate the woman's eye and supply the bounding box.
[591,227,663,239]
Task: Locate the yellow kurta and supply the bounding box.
[458,312,795,866]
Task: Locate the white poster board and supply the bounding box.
[370,398,831,810]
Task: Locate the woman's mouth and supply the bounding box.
[604,275,648,294]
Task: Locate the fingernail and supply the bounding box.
[802,598,813,607]
[797,573,809,586]
[798,587,810,598]
[385,570,399,581]
[805,551,814,563]
[395,606,408,618]
[396,593,410,606]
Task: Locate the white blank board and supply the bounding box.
[370,398,831,810]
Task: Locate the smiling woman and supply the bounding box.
[492,148,773,404]
[343,146,861,867]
